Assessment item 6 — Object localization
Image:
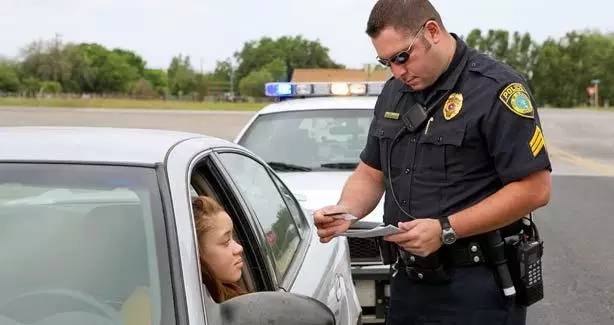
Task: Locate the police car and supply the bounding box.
[235,81,390,323]
[0,127,361,325]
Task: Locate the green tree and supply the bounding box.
[144,69,169,96]
[40,81,62,94]
[20,77,42,96]
[262,58,287,81]
[167,54,196,97]
[212,59,233,82]
[96,50,140,93]
[20,37,72,86]
[464,29,539,81]
[112,49,147,76]
[532,31,614,107]
[234,35,343,92]
[68,43,139,93]
[239,69,273,97]
[0,61,21,92]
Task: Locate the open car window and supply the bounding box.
[217,153,303,281]
[189,156,275,298]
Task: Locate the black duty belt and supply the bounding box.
[398,240,486,268]
[395,240,487,284]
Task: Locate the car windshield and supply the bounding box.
[0,163,173,325]
[239,109,373,171]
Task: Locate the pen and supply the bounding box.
[424,117,434,135]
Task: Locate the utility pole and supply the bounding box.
[230,65,235,96]
[591,79,601,108]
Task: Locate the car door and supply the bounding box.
[165,139,338,324]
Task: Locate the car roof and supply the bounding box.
[257,96,377,115]
[0,126,232,165]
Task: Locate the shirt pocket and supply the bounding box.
[417,126,466,179]
[372,119,407,175]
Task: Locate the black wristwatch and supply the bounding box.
[439,216,457,245]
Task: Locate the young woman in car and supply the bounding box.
[192,196,246,302]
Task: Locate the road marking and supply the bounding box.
[548,145,614,176]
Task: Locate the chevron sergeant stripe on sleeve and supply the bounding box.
[529,125,545,157]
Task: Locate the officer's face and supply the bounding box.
[372,24,441,91]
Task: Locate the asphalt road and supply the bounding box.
[1,106,613,324]
[0,106,252,141]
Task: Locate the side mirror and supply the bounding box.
[220,292,335,325]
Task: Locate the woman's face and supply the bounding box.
[199,211,244,283]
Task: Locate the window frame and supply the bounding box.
[212,149,311,290]
[189,154,275,293]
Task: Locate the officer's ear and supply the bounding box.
[424,20,444,44]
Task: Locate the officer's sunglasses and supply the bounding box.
[376,24,426,67]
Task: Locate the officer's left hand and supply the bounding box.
[384,219,442,257]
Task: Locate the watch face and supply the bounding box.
[442,230,457,244]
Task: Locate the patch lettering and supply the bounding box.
[499,83,534,119]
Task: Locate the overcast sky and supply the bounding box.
[2,0,613,71]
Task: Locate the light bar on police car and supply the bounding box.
[312,83,331,96]
[349,83,367,95]
[367,82,385,96]
[264,81,385,97]
[331,82,350,96]
[265,82,294,97]
[295,83,312,96]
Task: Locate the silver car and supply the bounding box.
[235,95,389,324]
[0,127,360,325]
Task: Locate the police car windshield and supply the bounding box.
[239,109,372,172]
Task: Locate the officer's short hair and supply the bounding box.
[366,0,445,38]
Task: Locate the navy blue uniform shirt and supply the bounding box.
[360,35,552,227]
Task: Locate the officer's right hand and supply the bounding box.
[313,205,353,243]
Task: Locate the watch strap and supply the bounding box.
[439,216,451,230]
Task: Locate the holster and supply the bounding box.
[397,250,452,284]
[377,237,397,265]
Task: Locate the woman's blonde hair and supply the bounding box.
[192,196,245,302]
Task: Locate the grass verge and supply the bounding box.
[0,97,268,111]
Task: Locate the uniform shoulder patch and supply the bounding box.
[529,125,545,157]
[499,83,534,119]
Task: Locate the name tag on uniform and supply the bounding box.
[384,112,400,120]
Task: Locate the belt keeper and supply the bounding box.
[468,241,484,264]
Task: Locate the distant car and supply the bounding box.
[0,127,360,325]
[236,82,389,323]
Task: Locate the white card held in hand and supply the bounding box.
[335,224,401,238]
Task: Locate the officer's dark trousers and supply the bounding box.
[387,264,526,325]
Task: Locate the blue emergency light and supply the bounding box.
[265,82,294,97]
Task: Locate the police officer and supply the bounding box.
[313,0,552,324]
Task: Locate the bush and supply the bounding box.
[40,81,63,94]
[130,78,157,99]
[0,63,20,92]
[20,77,41,97]
[238,69,273,97]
